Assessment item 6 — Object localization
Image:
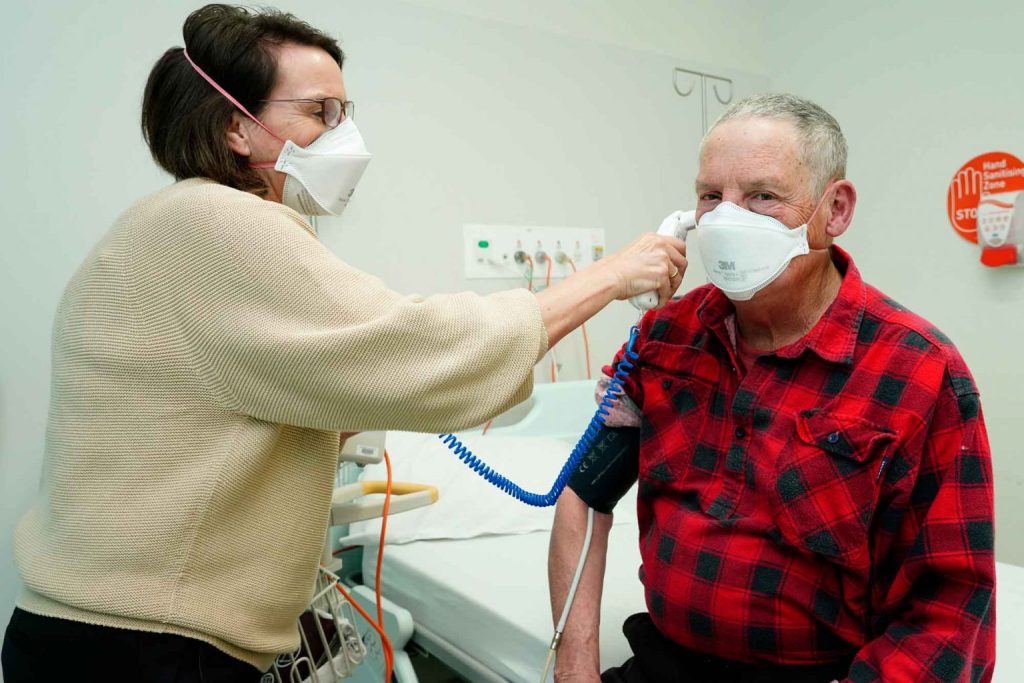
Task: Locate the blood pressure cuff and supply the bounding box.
[566,425,640,514]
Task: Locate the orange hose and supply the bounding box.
[376,451,393,628]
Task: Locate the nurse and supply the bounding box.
[1,4,686,682]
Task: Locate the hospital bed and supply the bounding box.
[350,380,1024,682]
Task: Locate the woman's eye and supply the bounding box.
[752,192,775,201]
[699,193,721,202]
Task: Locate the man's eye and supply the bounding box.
[699,193,721,201]
[753,193,775,201]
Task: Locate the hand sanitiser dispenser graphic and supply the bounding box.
[977,190,1024,267]
[947,151,1024,268]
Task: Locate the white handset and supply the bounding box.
[629,209,697,310]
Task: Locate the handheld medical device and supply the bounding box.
[629,209,697,310]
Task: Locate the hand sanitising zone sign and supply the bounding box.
[947,151,1024,268]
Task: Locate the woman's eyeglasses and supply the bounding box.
[258,97,354,128]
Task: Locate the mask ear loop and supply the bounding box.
[804,181,839,251]
[181,48,284,168]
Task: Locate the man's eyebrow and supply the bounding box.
[744,177,788,190]
[695,177,790,192]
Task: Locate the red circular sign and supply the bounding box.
[947,151,1024,244]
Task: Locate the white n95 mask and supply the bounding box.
[275,118,372,217]
[696,202,811,301]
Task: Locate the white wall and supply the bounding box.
[764,0,1024,564]
[0,0,770,632]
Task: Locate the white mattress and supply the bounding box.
[365,532,1024,682]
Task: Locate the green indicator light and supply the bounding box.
[478,240,490,248]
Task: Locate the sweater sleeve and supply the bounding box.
[157,188,548,433]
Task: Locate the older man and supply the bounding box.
[549,94,995,683]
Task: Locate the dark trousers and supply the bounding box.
[2,608,264,683]
[601,613,851,683]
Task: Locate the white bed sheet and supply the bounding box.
[366,532,1024,682]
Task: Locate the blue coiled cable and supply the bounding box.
[437,325,641,507]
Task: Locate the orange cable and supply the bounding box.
[376,451,393,628]
[363,448,395,681]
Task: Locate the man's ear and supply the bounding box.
[225,111,251,158]
[825,180,857,239]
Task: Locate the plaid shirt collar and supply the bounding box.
[695,246,866,366]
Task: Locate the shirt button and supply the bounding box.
[662,379,672,390]
[735,427,746,439]
[827,431,840,444]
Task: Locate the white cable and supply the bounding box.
[540,648,556,683]
[541,507,595,683]
[558,507,594,633]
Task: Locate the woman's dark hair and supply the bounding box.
[142,4,343,194]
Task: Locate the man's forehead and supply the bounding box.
[708,116,800,145]
[697,118,805,187]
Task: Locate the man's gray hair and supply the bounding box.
[703,93,848,197]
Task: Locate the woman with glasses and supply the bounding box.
[1,5,686,682]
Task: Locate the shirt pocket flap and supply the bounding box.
[796,412,896,463]
[641,340,721,386]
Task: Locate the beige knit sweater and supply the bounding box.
[13,178,547,670]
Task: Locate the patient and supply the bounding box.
[548,94,996,683]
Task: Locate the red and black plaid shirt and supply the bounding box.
[608,247,995,682]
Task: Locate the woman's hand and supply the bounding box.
[534,232,687,349]
[598,232,688,306]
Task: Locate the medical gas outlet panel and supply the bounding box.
[462,224,606,280]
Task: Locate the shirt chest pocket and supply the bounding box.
[771,412,896,570]
[636,341,721,488]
